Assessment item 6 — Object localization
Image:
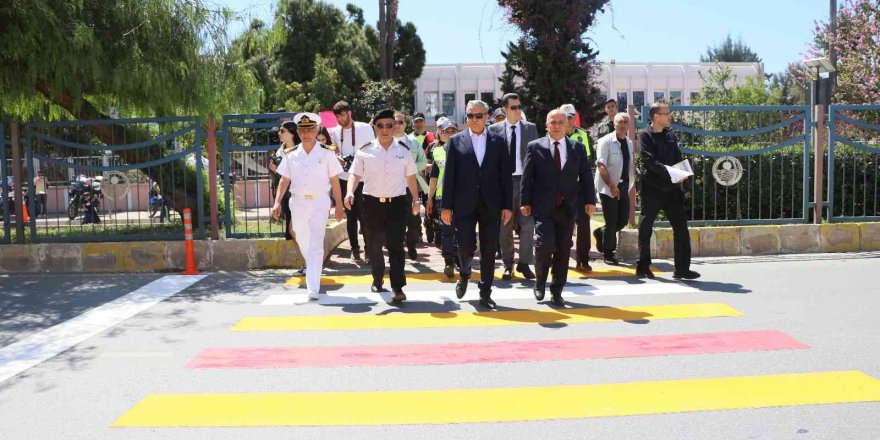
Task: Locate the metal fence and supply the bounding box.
[639,105,812,226]
[22,117,205,242]
[220,112,296,238]
[827,105,880,223]
[1,126,9,244]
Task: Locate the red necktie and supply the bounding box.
[553,141,562,206]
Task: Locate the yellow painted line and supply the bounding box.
[112,371,880,427]
[286,266,660,286]
[231,303,742,332]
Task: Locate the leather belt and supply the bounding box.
[366,195,403,203]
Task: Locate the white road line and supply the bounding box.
[0,275,206,384]
[261,282,703,306]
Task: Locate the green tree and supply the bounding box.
[352,80,412,122]
[700,34,762,63]
[230,19,285,111]
[497,0,609,132]
[391,21,426,95]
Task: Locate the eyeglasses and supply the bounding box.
[279,129,289,134]
[466,113,485,120]
[394,120,406,125]
[506,105,521,111]
[443,128,457,134]
[375,122,394,129]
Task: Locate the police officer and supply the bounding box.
[345,108,420,304]
[561,103,595,271]
[272,113,345,300]
[426,117,459,277]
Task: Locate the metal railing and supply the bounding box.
[22,117,205,242]
[827,105,880,223]
[639,105,812,226]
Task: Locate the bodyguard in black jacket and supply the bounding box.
[520,109,597,306]
[636,102,700,280]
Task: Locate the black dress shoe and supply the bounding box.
[443,261,455,278]
[479,293,497,309]
[516,264,536,280]
[673,270,701,280]
[603,255,619,265]
[371,284,387,293]
[636,267,655,279]
[577,260,592,272]
[391,289,407,304]
[407,246,418,261]
[550,293,565,307]
[501,266,513,280]
[352,249,363,261]
[533,282,546,301]
[293,265,306,276]
[455,279,468,299]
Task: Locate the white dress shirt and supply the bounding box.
[506,121,523,175]
[469,129,488,166]
[276,143,344,196]
[330,121,376,180]
[547,136,568,168]
[350,139,417,198]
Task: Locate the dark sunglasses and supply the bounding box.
[506,105,521,110]
[466,113,485,120]
[394,120,406,125]
[375,122,394,129]
[279,129,289,133]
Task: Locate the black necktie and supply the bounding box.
[510,125,517,158]
[553,141,562,206]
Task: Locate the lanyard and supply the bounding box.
[340,124,355,150]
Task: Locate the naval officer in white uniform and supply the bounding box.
[272,112,345,300]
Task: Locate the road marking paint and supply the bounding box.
[112,371,880,427]
[0,275,206,384]
[231,302,742,332]
[262,282,702,305]
[188,330,807,369]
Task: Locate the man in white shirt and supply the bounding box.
[393,110,428,260]
[488,93,538,280]
[330,100,375,261]
[346,109,420,304]
[272,113,345,300]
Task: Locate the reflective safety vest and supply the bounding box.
[432,145,448,199]
[570,127,591,157]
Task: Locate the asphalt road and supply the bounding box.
[0,251,878,439]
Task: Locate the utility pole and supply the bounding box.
[378,0,397,80]
[379,0,387,79]
[829,0,837,86]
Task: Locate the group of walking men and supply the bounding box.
[272,96,700,309]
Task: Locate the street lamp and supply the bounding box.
[802,57,836,224]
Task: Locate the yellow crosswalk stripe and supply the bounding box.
[112,371,880,427]
[231,303,742,331]
[286,266,660,286]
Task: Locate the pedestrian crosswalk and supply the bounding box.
[112,267,880,429]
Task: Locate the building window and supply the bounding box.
[441,92,456,120]
[424,92,439,118]
[670,90,682,105]
[464,93,476,106]
[632,91,645,109]
[654,91,665,103]
[690,91,700,102]
[480,92,495,106]
[616,92,628,111]
[598,92,607,104]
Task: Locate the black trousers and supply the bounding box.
[341,180,364,251]
[362,195,408,289]
[575,211,591,263]
[637,185,691,271]
[599,182,631,255]
[535,205,576,290]
[454,198,500,290]
[405,190,422,248]
[421,191,434,244]
[282,193,293,240]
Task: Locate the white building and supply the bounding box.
[413,61,764,124]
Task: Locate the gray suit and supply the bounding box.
[489,120,539,268]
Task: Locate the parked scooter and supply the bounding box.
[67,175,103,224]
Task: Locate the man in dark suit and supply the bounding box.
[488,93,539,281]
[521,108,597,306]
[441,100,513,309]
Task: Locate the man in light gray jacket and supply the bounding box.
[594,113,635,265]
[489,93,538,280]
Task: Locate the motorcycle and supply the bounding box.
[67,175,103,224]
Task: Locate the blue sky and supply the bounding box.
[220,0,830,75]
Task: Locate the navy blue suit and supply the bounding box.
[520,136,596,291]
[441,129,512,289]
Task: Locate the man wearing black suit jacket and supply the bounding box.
[441,100,513,309]
[521,109,597,306]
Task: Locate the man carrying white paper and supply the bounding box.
[635,103,700,280]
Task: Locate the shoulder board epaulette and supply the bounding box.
[321,143,337,151]
[359,142,373,150]
[282,145,297,153]
[397,140,410,150]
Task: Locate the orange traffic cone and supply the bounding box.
[21,202,30,223]
[182,208,199,275]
